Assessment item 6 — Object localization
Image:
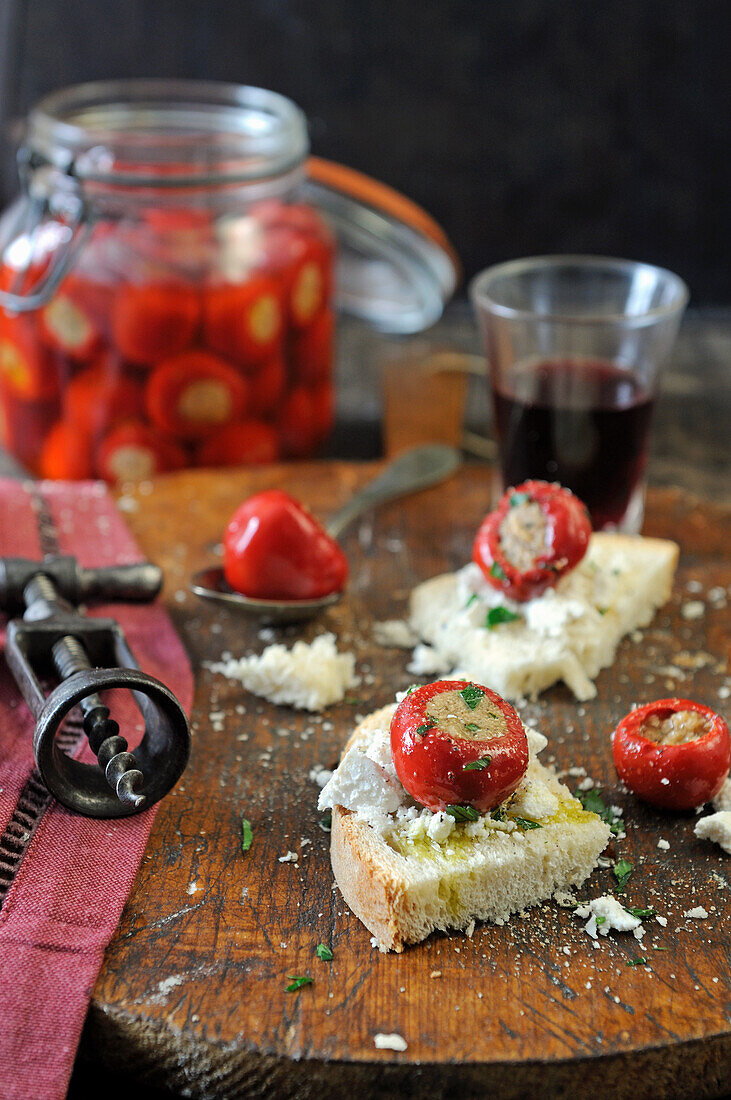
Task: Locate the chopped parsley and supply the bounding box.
[318,810,332,832]
[445,804,480,822]
[416,721,436,735]
[315,943,333,961]
[463,722,481,733]
[626,958,647,967]
[241,817,253,854]
[614,858,634,893]
[490,561,507,581]
[285,975,313,992]
[595,915,607,925]
[463,755,491,770]
[406,684,419,695]
[624,906,655,920]
[513,816,542,830]
[509,492,531,508]
[486,606,520,629]
[597,607,608,616]
[576,789,623,836]
[460,684,485,710]
[464,593,478,610]
[344,695,364,705]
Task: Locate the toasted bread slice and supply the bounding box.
[324,706,611,952]
[408,532,679,701]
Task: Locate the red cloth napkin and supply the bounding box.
[0,478,193,1100]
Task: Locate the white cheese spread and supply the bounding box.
[408,534,677,701]
[319,719,556,841]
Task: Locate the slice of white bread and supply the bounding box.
[409,532,679,701]
[324,705,611,952]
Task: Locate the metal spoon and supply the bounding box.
[190,444,460,623]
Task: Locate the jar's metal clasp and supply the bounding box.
[0,147,93,313]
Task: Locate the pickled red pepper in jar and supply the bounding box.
[0,200,336,481]
[0,82,457,481]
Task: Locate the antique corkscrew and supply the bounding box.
[0,555,191,818]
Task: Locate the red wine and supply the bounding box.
[492,358,653,530]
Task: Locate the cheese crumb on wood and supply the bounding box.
[373,620,418,648]
[694,812,731,855]
[207,633,358,711]
[684,906,709,919]
[657,838,670,850]
[574,895,642,938]
[712,778,731,813]
[374,1032,407,1051]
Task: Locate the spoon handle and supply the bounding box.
[324,444,461,540]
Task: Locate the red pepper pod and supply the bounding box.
[203,277,284,367]
[145,350,249,440]
[223,489,348,600]
[196,420,279,467]
[612,698,731,811]
[112,282,200,366]
[390,680,529,814]
[473,480,592,601]
[39,420,95,480]
[96,420,187,483]
[38,291,101,361]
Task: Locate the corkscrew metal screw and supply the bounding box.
[0,556,190,818]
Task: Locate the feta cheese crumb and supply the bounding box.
[407,643,450,676]
[657,838,670,851]
[656,915,668,927]
[278,850,299,863]
[577,776,595,791]
[694,812,731,855]
[374,1033,407,1051]
[681,600,705,620]
[712,778,731,813]
[684,906,709,919]
[309,765,334,788]
[574,895,642,938]
[318,729,404,825]
[207,633,358,711]
[373,620,418,648]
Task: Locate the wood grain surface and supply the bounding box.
[79,465,730,1099]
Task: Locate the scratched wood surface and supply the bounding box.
[79,466,730,1099]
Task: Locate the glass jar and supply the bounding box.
[0,80,457,481]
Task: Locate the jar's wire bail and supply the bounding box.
[0,146,92,313]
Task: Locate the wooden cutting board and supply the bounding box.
[80,465,730,1099]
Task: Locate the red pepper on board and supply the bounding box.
[473,480,591,601]
[612,698,730,811]
[390,680,529,814]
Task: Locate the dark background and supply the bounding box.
[0,0,727,300]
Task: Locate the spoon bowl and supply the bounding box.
[190,444,460,621]
[190,566,342,624]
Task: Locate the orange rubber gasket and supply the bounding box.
[306,157,461,285]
